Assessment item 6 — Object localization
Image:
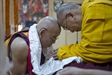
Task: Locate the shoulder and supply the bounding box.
[11,37,28,62]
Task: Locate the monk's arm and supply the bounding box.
[11,37,28,75]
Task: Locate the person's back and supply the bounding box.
[56,0,112,63]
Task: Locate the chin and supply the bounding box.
[42,45,46,48]
[43,45,50,48]
[43,46,47,48]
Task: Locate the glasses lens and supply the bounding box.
[44,28,58,41]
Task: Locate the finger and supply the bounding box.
[52,53,57,57]
[52,50,58,55]
[54,49,58,52]
[53,56,58,60]
[49,51,52,54]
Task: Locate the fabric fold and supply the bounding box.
[29,24,83,75]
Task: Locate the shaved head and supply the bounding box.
[36,16,61,48]
[37,16,61,32]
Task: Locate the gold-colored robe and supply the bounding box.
[57,0,112,63]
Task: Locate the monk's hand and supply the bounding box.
[44,48,58,61]
[43,46,58,61]
[52,48,58,60]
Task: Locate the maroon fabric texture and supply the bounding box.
[64,61,112,71]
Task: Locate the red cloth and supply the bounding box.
[64,61,112,71]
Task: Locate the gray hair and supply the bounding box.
[57,2,80,20]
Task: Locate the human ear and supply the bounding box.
[66,12,76,20]
[38,28,46,38]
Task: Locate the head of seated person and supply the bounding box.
[4,16,61,75]
[36,16,61,48]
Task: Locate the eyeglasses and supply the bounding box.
[43,28,58,42]
[63,15,68,30]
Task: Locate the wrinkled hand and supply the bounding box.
[51,49,58,60]
[44,47,58,61]
[56,67,84,75]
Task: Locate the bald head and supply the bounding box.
[37,16,60,31]
[36,16,61,48]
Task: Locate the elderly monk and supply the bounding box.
[5,16,61,75]
[55,0,112,73]
[57,0,112,64]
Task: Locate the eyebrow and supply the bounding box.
[43,28,58,39]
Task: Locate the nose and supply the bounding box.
[71,30,75,33]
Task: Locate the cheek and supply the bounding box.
[46,39,52,46]
[67,22,73,30]
[43,37,52,47]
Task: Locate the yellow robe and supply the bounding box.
[5,31,28,47]
[57,0,112,63]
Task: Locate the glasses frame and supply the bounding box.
[63,15,68,30]
[43,28,58,42]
